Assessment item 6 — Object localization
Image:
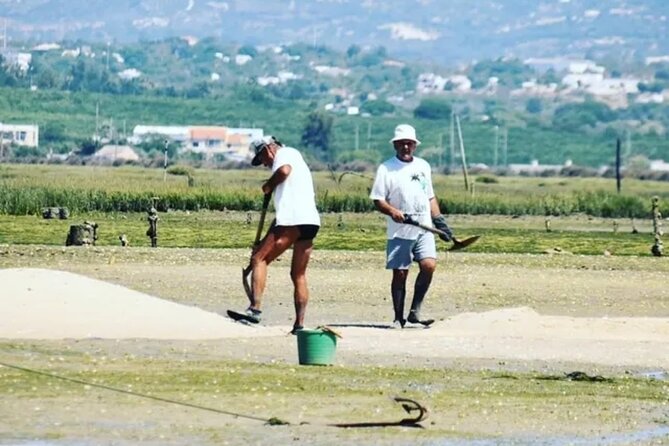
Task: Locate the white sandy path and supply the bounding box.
[0,268,285,339]
[339,307,669,368]
[2,268,669,368]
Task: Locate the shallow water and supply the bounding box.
[9,426,669,446]
[427,426,669,445]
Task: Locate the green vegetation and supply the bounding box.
[1,164,667,218]
[1,341,667,441]
[0,164,666,255]
[1,36,669,168]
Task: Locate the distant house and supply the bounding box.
[187,126,228,153]
[508,159,572,175]
[0,123,39,148]
[650,160,669,172]
[130,125,190,145]
[0,49,32,72]
[417,73,447,93]
[312,65,350,77]
[118,68,142,80]
[131,124,263,161]
[91,145,140,162]
[184,126,263,161]
[32,43,61,52]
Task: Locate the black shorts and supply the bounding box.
[275,224,320,241]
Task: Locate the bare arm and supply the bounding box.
[373,199,406,223]
[429,196,441,218]
[262,164,291,194]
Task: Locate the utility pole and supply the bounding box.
[456,115,470,192]
[95,102,99,142]
[438,133,443,168]
[449,109,456,168]
[616,138,622,193]
[163,139,169,182]
[354,123,359,151]
[0,122,4,159]
[366,120,371,151]
[503,127,508,167]
[493,125,499,167]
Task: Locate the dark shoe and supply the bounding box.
[226,308,261,324]
[244,308,262,323]
[290,325,304,335]
[407,312,434,327]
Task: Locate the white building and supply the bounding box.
[0,50,32,72]
[235,54,252,65]
[585,78,640,96]
[130,125,190,145]
[446,75,472,92]
[118,68,142,80]
[312,65,351,77]
[0,123,39,147]
[650,160,669,172]
[417,73,448,93]
[507,159,571,175]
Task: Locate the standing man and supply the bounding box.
[242,135,321,334]
[370,124,455,328]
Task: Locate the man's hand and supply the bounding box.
[390,209,406,223]
[432,214,454,242]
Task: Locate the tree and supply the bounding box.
[361,99,395,116]
[526,98,543,114]
[41,122,67,144]
[413,98,452,120]
[468,58,534,88]
[78,138,101,156]
[237,45,257,57]
[553,101,616,130]
[346,44,361,59]
[301,111,334,161]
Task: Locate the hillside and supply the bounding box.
[1,0,668,65]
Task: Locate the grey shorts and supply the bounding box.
[386,232,437,270]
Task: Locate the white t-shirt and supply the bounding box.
[272,146,321,226]
[369,156,434,240]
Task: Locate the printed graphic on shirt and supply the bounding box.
[411,172,428,192]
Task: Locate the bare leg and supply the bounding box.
[290,238,314,328]
[250,226,299,311]
[391,269,409,326]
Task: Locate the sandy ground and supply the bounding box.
[2,267,669,369]
[2,248,669,445]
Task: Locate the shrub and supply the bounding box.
[475,175,499,184]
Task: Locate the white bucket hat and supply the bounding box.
[390,124,421,145]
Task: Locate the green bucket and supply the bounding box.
[296,328,337,365]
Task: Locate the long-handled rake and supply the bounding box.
[242,193,272,300]
[404,216,480,251]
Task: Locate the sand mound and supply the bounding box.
[442,306,669,342]
[0,268,283,340]
[336,307,669,368]
[3,268,669,368]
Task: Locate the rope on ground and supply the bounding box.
[0,360,288,425]
[1,359,428,428]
